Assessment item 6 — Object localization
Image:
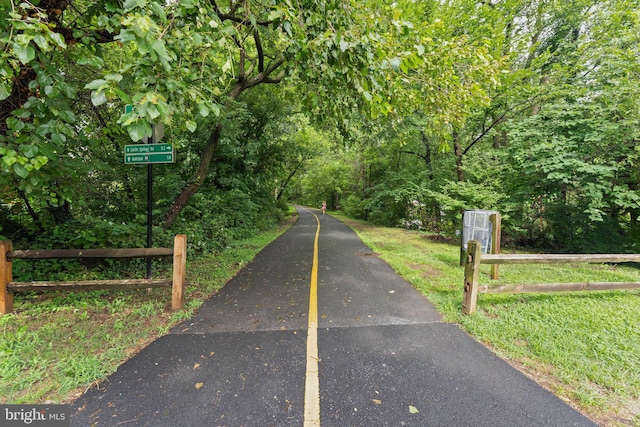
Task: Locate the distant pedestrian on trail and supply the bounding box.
[321,201,327,215]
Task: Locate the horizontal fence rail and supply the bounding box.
[480,253,640,264]
[0,235,186,315]
[7,279,173,292]
[9,248,174,260]
[462,240,640,314]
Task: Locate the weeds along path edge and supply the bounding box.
[0,222,293,405]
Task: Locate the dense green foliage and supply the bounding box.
[1,0,371,275]
[2,2,638,421]
[1,0,640,266]
[293,0,640,253]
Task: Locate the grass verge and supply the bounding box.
[0,222,291,404]
[332,212,640,427]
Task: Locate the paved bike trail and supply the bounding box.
[70,207,595,426]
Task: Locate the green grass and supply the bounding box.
[332,212,640,427]
[0,223,290,404]
[3,210,638,426]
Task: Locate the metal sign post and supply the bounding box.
[145,123,165,279]
[147,152,153,279]
[123,108,170,279]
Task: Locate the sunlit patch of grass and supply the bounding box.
[332,212,640,426]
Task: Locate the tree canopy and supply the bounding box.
[1,0,639,254]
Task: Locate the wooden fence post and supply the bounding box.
[172,234,187,310]
[490,213,501,280]
[462,240,481,314]
[1,240,14,315]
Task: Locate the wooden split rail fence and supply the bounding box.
[0,234,187,315]
[463,239,640,314]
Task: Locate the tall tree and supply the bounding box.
[0,0,391,229]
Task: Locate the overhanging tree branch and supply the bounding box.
[461,94,543,156]
[255,30,265,73]
[210,0,275,26]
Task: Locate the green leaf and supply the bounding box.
[91,90,108,106]
[116,29,137,44]
[146,104,161,120]
[31,155,48,170]
[14,44,35,64]
[51,133,66,145]
[150,1,167,22]
[151,40,171,61]
[222,21,237,35]
[178,0,196,10]
[32,34,50,52]
[198,104,209,117]
[6,117,25,132]
[85,79,107,90]
[105,1,118,12]
[113,88,131,103]
[222,59,233,73]
[137,39,152,56]
[283,21,292,37]
[128,122,151,142]
[105,73,124,83]
[22,145,38,158]
[123,0,146,10]
[408,405,419,414]
[57,81,77,99]
[49,32,67,49]
[13,163,29,179]
[185,120,197,132]
[2,151,17,166]
[0,83,10,101]
[57,109,76,122]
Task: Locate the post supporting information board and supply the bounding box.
[123,111,171,279]
[147,159,152,279]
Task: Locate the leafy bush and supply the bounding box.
[341,194,368,220]
[168,188,282,255]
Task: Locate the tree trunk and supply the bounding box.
[422,131,434,180]
[454,131,465,182]
[18,191,43,232]
[531,75,550,115]
[161,36,285,228]
[163,124,222,228]
[276,164,301,201]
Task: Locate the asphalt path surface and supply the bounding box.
[70,207,596,427]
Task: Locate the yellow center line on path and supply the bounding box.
[304,212,321,427]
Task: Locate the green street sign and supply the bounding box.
[125,143,173,154]
[124,144,174,164]
[125,153,174,164]
[125,104,136,114]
